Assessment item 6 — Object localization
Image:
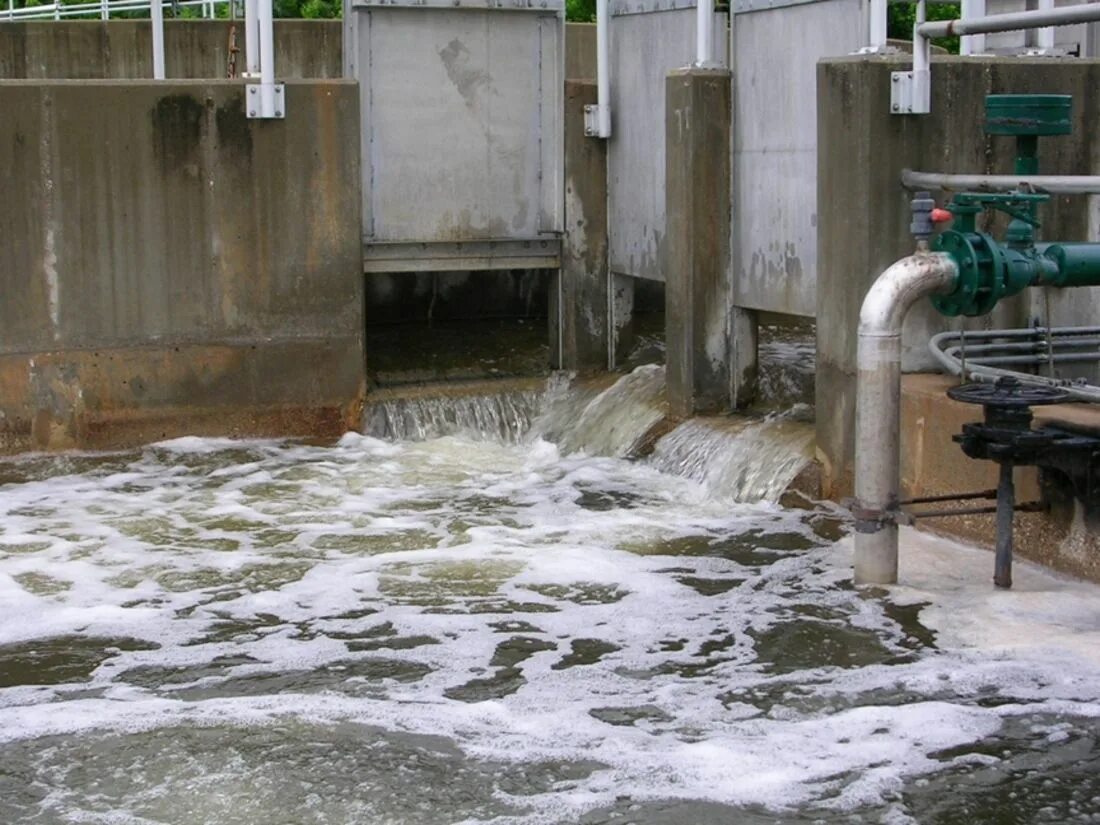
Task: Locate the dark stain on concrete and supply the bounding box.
[152,93,205,172]
[439,38,491,113]
[215,92,253,161]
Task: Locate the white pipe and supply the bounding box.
[912,0,930,115]
[259,0,275,116]
[853,252,958,585]
[1036,0,1056,51]
[919,4,1100,37]
[868,0,888,51]
[695,0,714,66]
[151,0,165,79]
[959,0,985,55]
[595,0,611,138]
[245,0,260,76]
[903,170,1100,195]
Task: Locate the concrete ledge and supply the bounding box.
[901,373,1100,583]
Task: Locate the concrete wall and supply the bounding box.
[0,20,342,79]
[0,20,596,81]
[0,79,364,452]
[816,56,1100,498]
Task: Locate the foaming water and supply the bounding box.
[364,384,544,443]
[649,412,815,502]
[1,435,1100,823]
[534,364,666,458]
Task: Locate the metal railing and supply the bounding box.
[891,0,1100,114]
[4,0,229,20]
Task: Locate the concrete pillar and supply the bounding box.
[665,67,755,417]
[551,80,610,373]
[610,273,635,368]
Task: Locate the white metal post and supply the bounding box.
[259,0,275,114]
[1036,0,1056,51]
[584,0,612,138]
[868,0,888,51]
[959,0,986,55]
[245,0,260,76]
[912,0,930,113]
[9,0,15,20]
[151,0,165,79]
[100,0,108,20]
[695,0,714,65]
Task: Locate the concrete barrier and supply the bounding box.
[0,79,364,452]
[0,20,596,81]
[0,20,342,79]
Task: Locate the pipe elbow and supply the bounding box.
[858,252,958,338]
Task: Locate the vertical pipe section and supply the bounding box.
[259,0,275,116]
[151,0,166,79]
[993,463,1015,588]
[959,0,986,55]
[1036,0,1056,51]
[868,0,888,51]
[245,0,260,76]
[912,0,931,115]
[695,0,714,65]
[595,0,611,138]
[853,252,958,585]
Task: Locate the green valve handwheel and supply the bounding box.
[985,94,1073,137]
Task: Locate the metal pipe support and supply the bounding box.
[919,3,1100,38]
[854,252,958,585]
[903,170,1100,196]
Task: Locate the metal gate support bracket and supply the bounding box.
[247,82,286,119]
[584,104,611,138]
[891,69,929,115]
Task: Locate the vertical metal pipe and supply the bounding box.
[912,0,931,114]
[960,0,986,55]
[151,0,166,79]
[101,0,108,21]
[596,0,611,138]
[993,463,1015,588]
[853,253,958,585]
[259,0,275,115]
[245,0,260,76]
[1036,0,1056,50]
[696,0,714,65]
[868,0,888,50]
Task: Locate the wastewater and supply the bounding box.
[2,368,1100,824]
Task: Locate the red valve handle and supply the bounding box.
[931,208,954,224]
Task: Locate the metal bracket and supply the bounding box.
[584,104,611,139]
[890,70,930,115]
[853,44,899,55]
[246,82,286,119]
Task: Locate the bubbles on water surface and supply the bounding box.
[0,433,1099,824]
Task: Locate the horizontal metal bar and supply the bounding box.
[904,170,1100,196]
[732,0,825,15]
[919,4,1100,38]
[966,353,1100,366]
[609,0,696,16]
[910,501,1046,520]
[944,339,1100,356]
[900,489,996,506]
[352,0,563,10]
[364,239,561,273]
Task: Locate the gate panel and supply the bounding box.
[731,0,863,317]
[345,1,564,272]
[607,0,726,283]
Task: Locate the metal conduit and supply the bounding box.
[903,170,1100,196]
[929,328,1100,403]
[919,4,1100,37]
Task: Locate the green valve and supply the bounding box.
[985,94,1072,176]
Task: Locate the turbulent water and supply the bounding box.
[2,373,1100,824]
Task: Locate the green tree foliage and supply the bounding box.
[566,0,594,22]
[888,2,961,53]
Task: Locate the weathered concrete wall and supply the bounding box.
[0,20,342,79]
[0,79,364,452]
[0,20,597,81]
[816,56,1100,498]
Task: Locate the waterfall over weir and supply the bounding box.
[363,365,814,503]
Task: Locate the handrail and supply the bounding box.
[892,0,1100,115]
[4,0,227,20]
